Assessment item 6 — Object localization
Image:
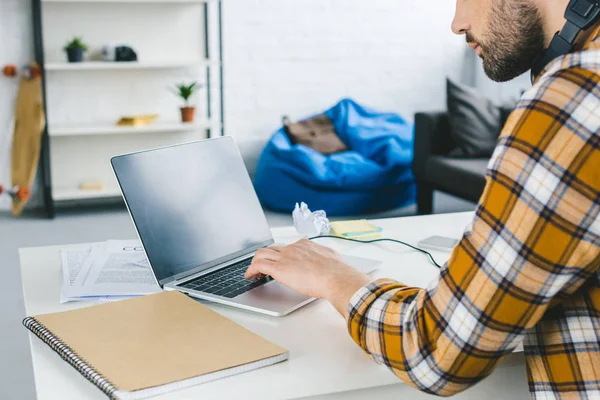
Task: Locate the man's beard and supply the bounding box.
[467,0,546,82]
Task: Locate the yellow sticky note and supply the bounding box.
[330,220,382,238]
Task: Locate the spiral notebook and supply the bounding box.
[23,291,288,400]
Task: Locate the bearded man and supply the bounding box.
[246,0,600,397]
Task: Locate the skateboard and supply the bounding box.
[1,63,45,216]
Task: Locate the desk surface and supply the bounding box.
[20,212,474,400]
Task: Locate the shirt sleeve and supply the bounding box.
[346,69,600,396]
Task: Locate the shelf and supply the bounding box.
[45,60,215,72]
[43,0,214,3]
[53,187,122,201]
[49,121,214,137]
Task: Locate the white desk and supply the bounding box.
[20,212,526,400]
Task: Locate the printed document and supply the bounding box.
[60,240,161,302]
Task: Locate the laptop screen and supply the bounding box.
[111,137,274,285]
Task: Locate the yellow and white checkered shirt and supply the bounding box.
[347,29,600,398]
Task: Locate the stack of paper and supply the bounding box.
[61,239,161,304]
[329,220,383,240]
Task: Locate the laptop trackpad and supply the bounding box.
[234,281,311,312]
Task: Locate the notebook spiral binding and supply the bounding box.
[23,317,119,399]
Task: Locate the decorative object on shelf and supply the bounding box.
[64,37,88,63]
[115,46,138,62]
[102,45,137,62]
[101,45,117,61]
[116,114,159,127]
[79,180,106,191]
[174,82,200,123]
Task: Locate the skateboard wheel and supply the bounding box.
[2,65,17,77]
[16,187,30,201]
[29,65,42,79]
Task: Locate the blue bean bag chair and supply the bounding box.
[254,98,415,216]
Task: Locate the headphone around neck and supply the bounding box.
[530,0,600,83]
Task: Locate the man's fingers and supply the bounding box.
[245,258,277,278]
[267,245,285,253]
[253,248,282,262]
[246,246,289,278]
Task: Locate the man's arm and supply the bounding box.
[247,70,600,396]
[346,69,600,395]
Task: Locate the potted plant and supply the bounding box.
[174,82,200,123]
[64,37,88,63]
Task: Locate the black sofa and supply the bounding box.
[413,110,512,215]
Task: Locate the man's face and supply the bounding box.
[452,0,546,82]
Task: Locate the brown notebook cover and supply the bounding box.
[23,291,288,399]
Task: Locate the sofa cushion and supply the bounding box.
[447,79,502,158]
[425,156,488,202]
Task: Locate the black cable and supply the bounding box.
[309,235,443,269]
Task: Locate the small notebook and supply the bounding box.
[23,291,288,400]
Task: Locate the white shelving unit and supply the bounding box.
[48,121,216,137]
[52,187,122,201]
[43,0,215,3]
[45,60,216,71]
[35,0,223,213]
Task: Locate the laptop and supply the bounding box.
[111,137,380,317]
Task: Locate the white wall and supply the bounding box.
[0,0,527,212]
[223,0,467,139]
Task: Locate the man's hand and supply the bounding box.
[245,239,370,316]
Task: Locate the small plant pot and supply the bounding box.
[66,48,84,63]
[180,107,196,123]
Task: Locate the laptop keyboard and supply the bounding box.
[179,258,272,298]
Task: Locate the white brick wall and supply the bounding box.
[223,0,468,139]
[0,0,522,212]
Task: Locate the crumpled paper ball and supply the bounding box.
[292,202,330,238]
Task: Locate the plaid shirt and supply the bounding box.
[347,28,600,399]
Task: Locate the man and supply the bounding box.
[247,0,600,398]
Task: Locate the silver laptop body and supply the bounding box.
[111,137,379,317]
